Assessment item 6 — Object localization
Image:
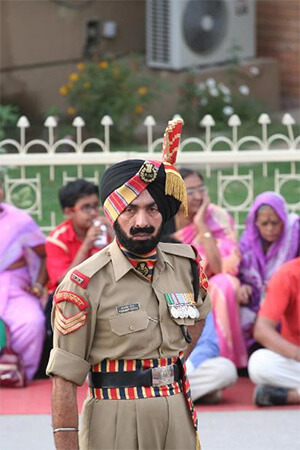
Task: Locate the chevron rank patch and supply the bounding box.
[70,269,90,288]
[54,305,87,335]
[53,290,88,335]
[54,290,88,310]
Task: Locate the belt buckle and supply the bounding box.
[152,364,174,387]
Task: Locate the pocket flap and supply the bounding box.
[109,310,149,336]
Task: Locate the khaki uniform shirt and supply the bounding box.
[47,240,211,385]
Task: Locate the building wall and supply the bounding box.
[256,0,300,107]
[0,0,145,117]
[2,0,295,120]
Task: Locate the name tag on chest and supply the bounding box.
[116,303,140,314]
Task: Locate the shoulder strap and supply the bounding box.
[179,259,200,345]
[75,246,112,279]
[189,258,199,303]
[158,242,195,259]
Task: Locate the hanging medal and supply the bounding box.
[164,292,200,320]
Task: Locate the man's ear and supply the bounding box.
[64,206,74,219]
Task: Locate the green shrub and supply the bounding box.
[0,104,20,177]
[177,71,263,131]
[57,55,160,143]
[0,104,20,140]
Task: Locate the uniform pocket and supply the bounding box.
[109,310,149,336]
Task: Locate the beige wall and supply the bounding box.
[1,0,145,116]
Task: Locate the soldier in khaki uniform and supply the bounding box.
[47,119,211,450]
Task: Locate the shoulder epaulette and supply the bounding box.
[69,245,112,288]
[158,242,196,259]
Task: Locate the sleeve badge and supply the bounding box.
[53,290,88,335]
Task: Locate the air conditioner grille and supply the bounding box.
[148,0,170,63]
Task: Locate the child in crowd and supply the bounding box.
[46,179,112,293]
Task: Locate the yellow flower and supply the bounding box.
[135,105,144,115]
[98,61,108,69]
[138,86,147,96]
[77,63,85,71]
[59,85,68,96]
[84,82,91,89]
[67,107,76,116]
[69,73,79,82]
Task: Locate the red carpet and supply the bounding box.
[0,379,89,415]
[0,377,298,415]
[196,377,257,412]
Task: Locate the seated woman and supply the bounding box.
[0,181,47,382]
[163,168,247,368]
[237,191,300,355]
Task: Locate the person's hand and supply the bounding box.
[82,220,103,250]
[27,282,44,298]
[99,214,115,240]
[237,284,252,305]
[193,192,210,227]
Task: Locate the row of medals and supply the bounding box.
[166,293,200,320]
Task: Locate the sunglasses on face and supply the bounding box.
[186,185,207,196]
[72,202,100,214]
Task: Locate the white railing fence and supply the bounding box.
[0,113,299,233]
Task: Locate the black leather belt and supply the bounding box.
[89,361,182,388]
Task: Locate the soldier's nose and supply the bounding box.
[134,210,149,228]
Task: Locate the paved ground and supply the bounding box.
[1,409,300,450]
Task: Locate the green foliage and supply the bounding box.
[0,104,20,177]
[11,185,35,209]
[57,55,160,143]
[0,104,20,140]
[177,72,264,131]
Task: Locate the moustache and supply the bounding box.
[130,226,155,236]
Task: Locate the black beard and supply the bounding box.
[114,221,163,254]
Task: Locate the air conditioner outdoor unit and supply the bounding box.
[146,0,256,70]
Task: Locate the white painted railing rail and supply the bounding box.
[1,113,299,164]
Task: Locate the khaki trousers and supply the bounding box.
[79,393,197,450]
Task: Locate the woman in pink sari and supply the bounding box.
[163,169,247,368]
[0,181,47,382]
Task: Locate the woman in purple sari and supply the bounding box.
[237,191,300,353]
[0,181,47,382]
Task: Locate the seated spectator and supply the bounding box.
[187,312,238,403]
[248,257,300,406]
[164,168,247,368]
[238,192,300,354]
[46,179,113,293]
[0,180,47,382]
